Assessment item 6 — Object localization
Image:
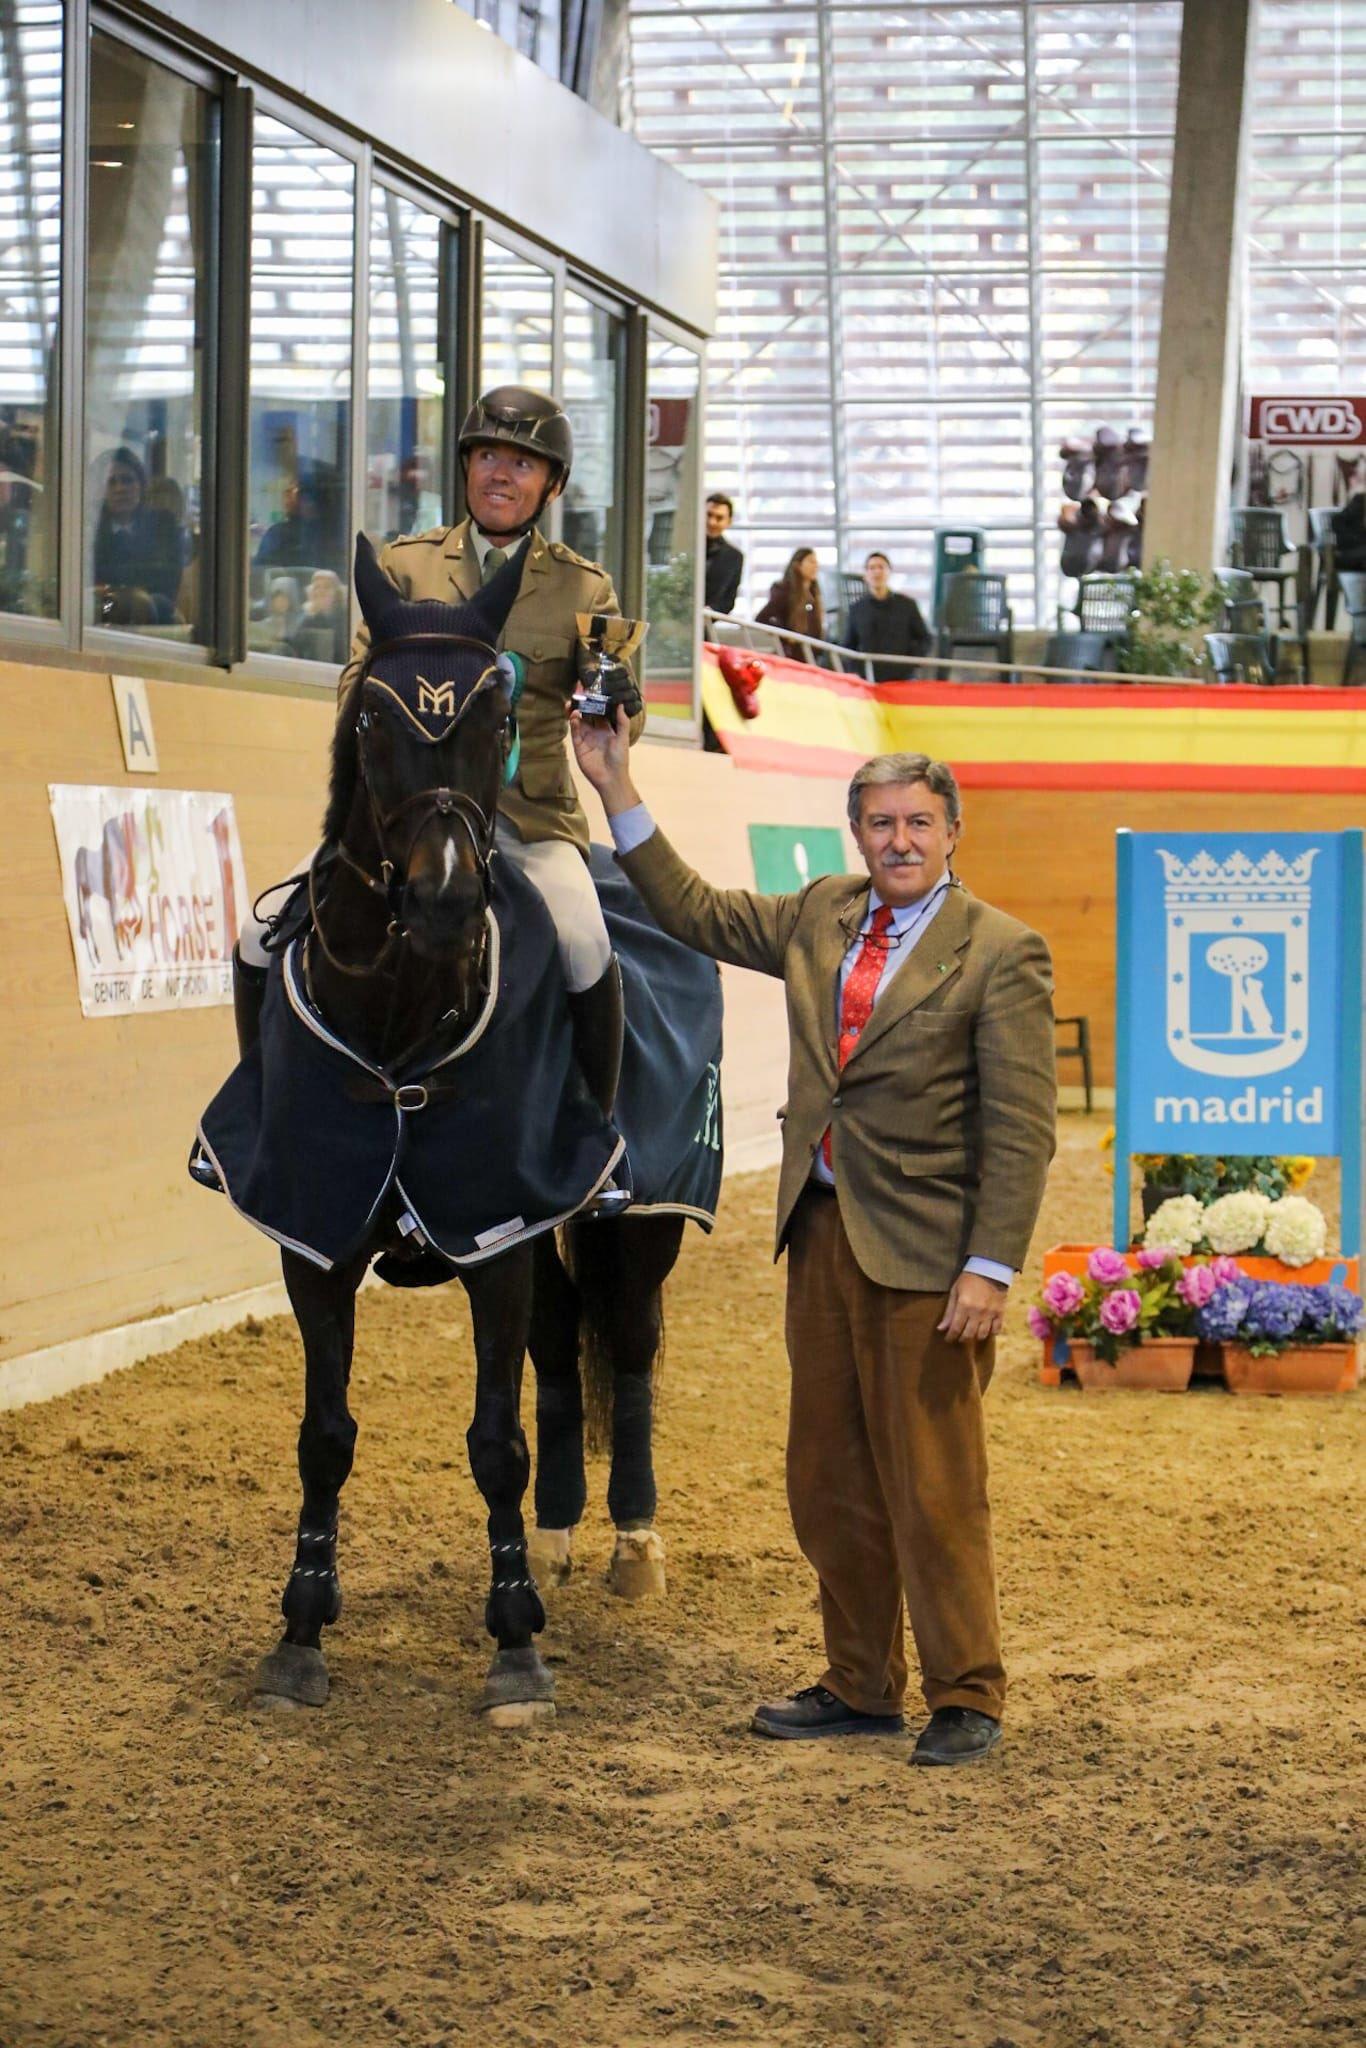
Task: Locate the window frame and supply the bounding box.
[641,310,706,742]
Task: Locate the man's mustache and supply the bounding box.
[881,853,924,867]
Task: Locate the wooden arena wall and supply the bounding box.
[1,654,1354,1361]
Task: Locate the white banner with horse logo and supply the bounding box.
[48,785,247,1017]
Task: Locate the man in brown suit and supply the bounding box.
[571,726,1056,1763]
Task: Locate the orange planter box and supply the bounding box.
[1037,1245,1361,1387]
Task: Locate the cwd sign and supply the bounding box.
[1114,830,1365,1253]
[1249,395,1366,445]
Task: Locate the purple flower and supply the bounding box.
[1242,1282,1309,1342]
[1136,1247,1171,1270]
[1194,1283,1250,1341]
[1087,1247,1131,1287]
[1098,1288,1141,1336]
[1210,1256,1243,1286]
[1323,1284,1365,1338]
[1042,1271,1085,1317]
[1177,1265,1217,1309]
[1027,1305,1054,1342]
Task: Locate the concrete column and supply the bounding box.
[1144,0,1259,575]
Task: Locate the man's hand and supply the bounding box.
[938,1269,1008,1345]
[569,702,639,814]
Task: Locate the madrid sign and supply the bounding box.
[1113,830,1365,1252]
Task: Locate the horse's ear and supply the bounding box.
[463,542,526,644]
[354,531,401,635]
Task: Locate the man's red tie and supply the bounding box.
[821,902,895,1170]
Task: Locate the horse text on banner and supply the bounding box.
[1114,829,1365,1253]
[48,784,247,1017]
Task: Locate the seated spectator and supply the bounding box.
[844,552,931,679]
[704,493,744,614]
[255,477,327,570]
[290,568,349,666]
[89,446,185,625]
[1331,490,1366,572]
[756,546,825,661]
[259,574,301,655]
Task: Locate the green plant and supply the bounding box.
[644,551,697,673]
[1119,558,1222,678]
[1135,1153,1297,1200]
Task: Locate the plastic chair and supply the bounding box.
[1076,574,1136,637]
[1307,508,1340,629]
[936,571,1014,677]
[1041,632,1120,678]
[1338,570,1366,687]
[1228,508,1297,627]
[1203,632,1276,686]
[930,528,985,626]
[1055,1015,1094,1113]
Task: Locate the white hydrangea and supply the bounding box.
[1262,1195,1327,1267]
[1143,1194,1205,1255]
[1202,1189,1273,1254]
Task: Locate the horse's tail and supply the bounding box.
[563,1217,668,1456]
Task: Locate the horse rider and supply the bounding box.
[233,385,645,1115]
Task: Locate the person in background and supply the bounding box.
[704,493,744,615]
[756,546,825,661]
[259,574,301,655]
[845,551,931,681]
[89,446,184,625]
[255,476,327,571]
[290,568,349,665]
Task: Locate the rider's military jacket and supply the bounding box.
[338,518,645,856]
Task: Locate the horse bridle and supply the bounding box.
[309,631,510,981]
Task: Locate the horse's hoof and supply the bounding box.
[254,1638,330,1707]
[481,1644,555,1724]
[608,1527,666,1601]
[484,1699,557,1731]
[526,1526,573,1589]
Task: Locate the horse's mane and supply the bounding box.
[321,676,364,847]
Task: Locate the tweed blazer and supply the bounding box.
[617,828,1057,1292]
[338,518,645,853]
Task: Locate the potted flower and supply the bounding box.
[1029,1247,1207,1391]
[1141,1189,1329,1268]
[1193,1272,1364,1394]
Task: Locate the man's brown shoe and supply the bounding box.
[751,1684,905,1741]
[911,1706,1001,1765]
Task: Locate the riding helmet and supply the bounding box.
[458,386,574,490]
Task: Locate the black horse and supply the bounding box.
[207,535,688,1725]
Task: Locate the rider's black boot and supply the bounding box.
[233,945,268,1060]
[568,954,624,1118]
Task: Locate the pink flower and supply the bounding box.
[1042,1271,1085,1316]
[1136,1247,1172,1270]
[1098,1288,1141,1335]
[1210,1256,1242,1286]
[1087,1246,1131,1286]
[1177,1265,1217,1308]
[1027,1306,1054,1342]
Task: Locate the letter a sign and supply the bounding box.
[1114,830,1365,1253]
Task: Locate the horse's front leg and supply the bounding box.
[462,1243,553,1726]
[254,1246,368,1707]
[525,1229,586,1589]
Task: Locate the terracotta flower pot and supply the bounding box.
[1068,1338,1196,1392]
[1220,1343,1359,1396]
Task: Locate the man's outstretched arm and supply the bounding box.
[570,705,799,978]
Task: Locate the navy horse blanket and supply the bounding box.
[192,847,723,1272]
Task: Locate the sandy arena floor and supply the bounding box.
[1,1113,1362,2048]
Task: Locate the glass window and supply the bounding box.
[627,0,1182,629]
[365,186,451,552]
[84,33,216,642]
[247,113,354,663]
[0,1,61,619]
[480,237,554,393]
[644,332,701,727]
[562,288,626,585]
